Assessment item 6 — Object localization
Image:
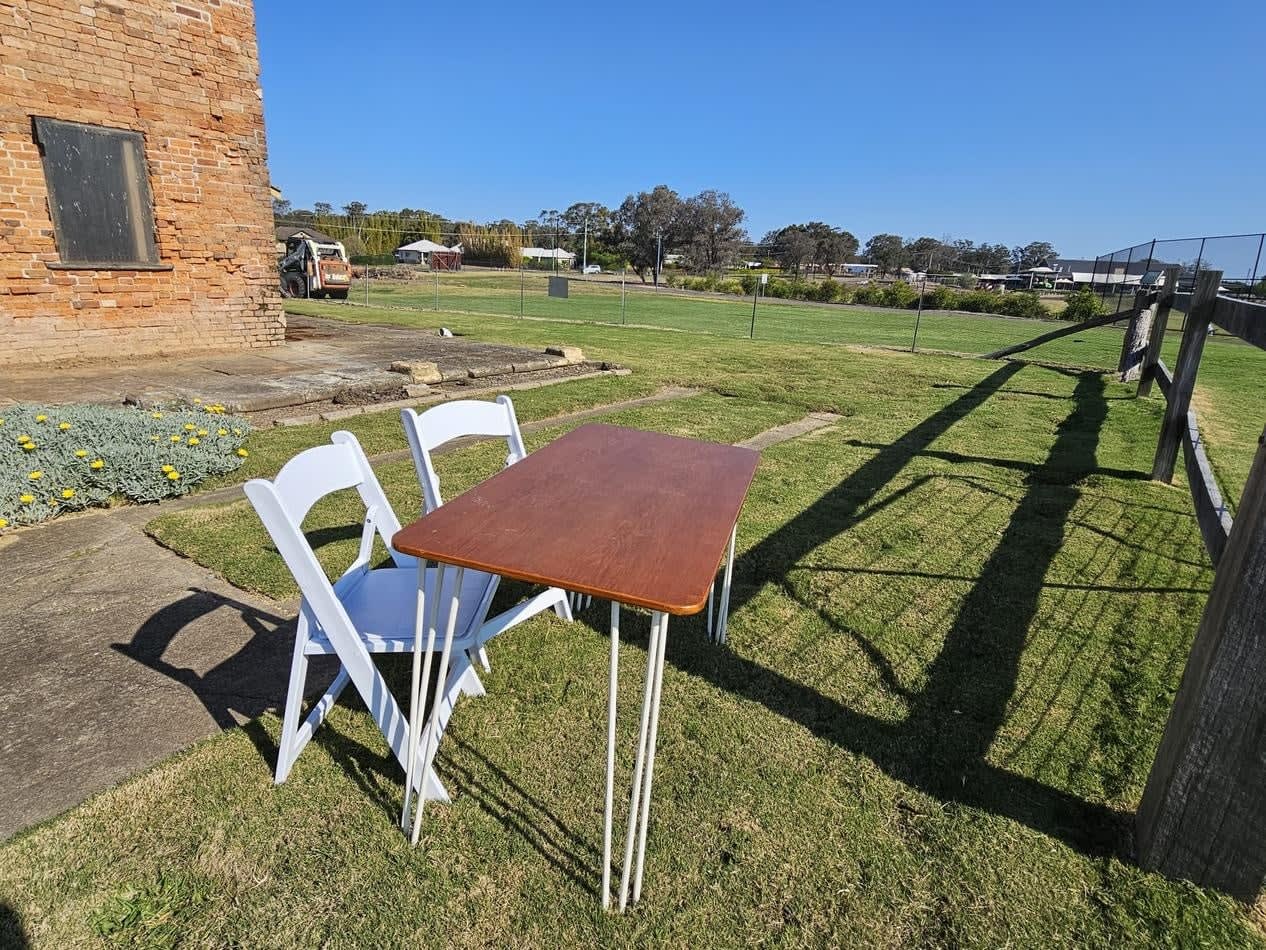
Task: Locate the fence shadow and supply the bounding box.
[667,362,1132,858]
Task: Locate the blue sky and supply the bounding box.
[256,0,1266,258]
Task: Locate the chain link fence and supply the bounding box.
[1093,233,1266,313]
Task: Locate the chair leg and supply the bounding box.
[476,646,492,673]
[554,589,574,622]
[276,628,311,784]
[458,659,486,698]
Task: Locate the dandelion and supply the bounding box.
[90,459,104,470]
[236,448,249,458]
[152,412,164,419]
[21,442,36,451]
[58,421,71,431]
[170,435,181,443]
[35,414,47,423]
[183,423,195,432]
[19,494,34,504]
[167,470,181,481]
[161,464,174,473]
[197,428,208,437]
[0,519,7,529]
[217,428,228,437]
[28,471,43,480]
[74,449,88,458]
[61,488,74,499]
[16,434,29,443]
[187,437,200,446]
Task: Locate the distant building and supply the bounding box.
[840,263,879,276]
[395,239,458,265]
[522,247,576,266]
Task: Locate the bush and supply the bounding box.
[852,282,884,306]
[954,290,998,313]
[955,274,978,289]
[882,281,919,309]
[923,284,959,311]
[764,278,794,299]
[1061,287,1107,322]
[716,279,745,296]
[738,274,759,295]
[813,278,842,303]
[0,402,251,530]
[993,291,1047,319]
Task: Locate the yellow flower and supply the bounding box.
[170,435,181,443]
[16,434,29,443]
[74,449,88,458]
[28,471,42,480]
[197,429,208,437]
[35,414,47,423]
[90,459,104,470]
[150,435,160,442]
[0,418,5,425]
[217,428,228,437]
[236,448,249,458]
[183,423,195,432]
[187,437,200,446]
[161,464,174,473]
[167,470,181,481]
[58,421,71,431]
[0,519,7,529]
[193,398,202,405]
[152,412,164,419]
[21,442,36,451]
[61,488,74,499]
[19,494,34,504]
[232,427,242,435]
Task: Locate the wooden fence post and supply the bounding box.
[1137,266,1180,397]
[1118,288,1152,382]
[1151,270,1221,482]
[1137,423,1266,899]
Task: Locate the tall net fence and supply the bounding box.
[1093,233,1266,313]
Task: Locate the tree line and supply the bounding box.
[273,191,1058,281]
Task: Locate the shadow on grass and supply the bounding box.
[671,362,1138,859]
[0,903,28,949]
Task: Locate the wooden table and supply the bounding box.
[394,423,760,910]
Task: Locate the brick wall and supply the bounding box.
[0,0,283,366]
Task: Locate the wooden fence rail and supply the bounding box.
[1131,268,1266,900]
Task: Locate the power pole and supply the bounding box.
[582,218,589,274]
[654,228,663,290]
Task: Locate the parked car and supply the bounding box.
[582,264,602,275]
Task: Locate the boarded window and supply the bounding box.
[33,117,160,268]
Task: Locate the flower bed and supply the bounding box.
[0,401,251,530]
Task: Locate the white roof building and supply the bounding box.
[521,247,576,261]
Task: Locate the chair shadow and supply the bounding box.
[0,903,29,950]
[112,588,328,731]
[663,363,1148,860]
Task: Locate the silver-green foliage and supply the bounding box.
[0,403,251,529]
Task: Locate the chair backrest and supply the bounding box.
[243,431,409,642]
[401,395,527,512]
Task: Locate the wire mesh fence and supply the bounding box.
[1093,233,1266,313]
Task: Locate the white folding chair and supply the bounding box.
[401,395,583,627]
[244,430,565,804]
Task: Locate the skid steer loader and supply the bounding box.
[279,233,352,299]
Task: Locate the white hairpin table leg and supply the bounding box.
[402,559,436,831]
[717,525,737,645]
[618,611,666,911]
[411,565,464,846]
[632,611,669,904]
[602,601,620,909]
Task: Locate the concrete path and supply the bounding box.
[0,391,831,840]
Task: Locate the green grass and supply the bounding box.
[3,310,1265,946]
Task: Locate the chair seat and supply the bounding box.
[304,566,490,656]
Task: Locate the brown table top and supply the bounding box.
[393,423,760,615]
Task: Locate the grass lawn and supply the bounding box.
[3,305,1265,946]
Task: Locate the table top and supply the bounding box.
[393,423,761,615]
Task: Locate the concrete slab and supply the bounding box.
[0,315,555,413]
